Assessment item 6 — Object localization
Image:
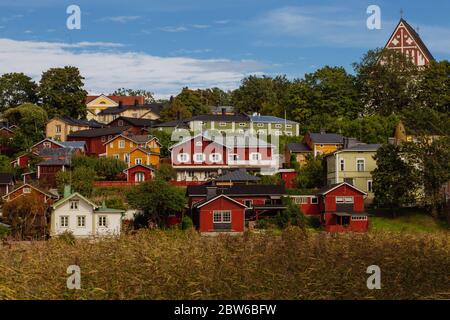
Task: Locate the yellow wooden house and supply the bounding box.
[303,132,344,157]
[393,121,441,145]
[104,134,161,167]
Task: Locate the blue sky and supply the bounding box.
[0,0,449,97]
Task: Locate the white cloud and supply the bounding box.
[214,20,230,25]
[0,38,265,97]
[191,24,210,29]
[99,16,142,23]
[158,26,188,33]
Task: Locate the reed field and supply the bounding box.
[0,228,449,300]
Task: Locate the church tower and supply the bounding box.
[383,18,434,66]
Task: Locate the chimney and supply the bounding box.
[221,107,226,115]
[206,186,217,200]
[63,185,72,198]
[320,128,326,134]
[344,137,359,149]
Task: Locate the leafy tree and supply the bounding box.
[175,87,210,116]
[155,163,177,181]
[148,129,171,157]
[0,72,38,112]
[159,96,192,122]
[282,197,307,229]
[56,166,96,197]
[415,60,450,113]
[372,144,420,217]
[111,88,156,103]
[39,66,87,119]
[3,103,48,150]
[295,155,325,189]
[126,179,186,227]
[354,49,419,116]
[94,157,127,180]
[0,155,13,172]
[2,194,49,239]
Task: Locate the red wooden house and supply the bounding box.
[107,116,157,135]
[187,184,286,233]
[0,173,15,196]
[290,182,368,232]
[67,126,132,156]
[2,183,58,204]
[11,153,31,169]
[123,164,154,183]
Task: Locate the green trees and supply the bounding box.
[126,179,186,227]
[415,60,450,113]
[56,166,96,197]
[160,97,192,122]
[110,88,156,103]
[0,73,38,112]
[71,155,127,180]
[155,163,177,181]
[295,155,326,189]
[39,66,87,119]
[372,144,420,217]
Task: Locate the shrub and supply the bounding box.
[57,230,76,245]
[255,219,269,229]
[181,216,193,230]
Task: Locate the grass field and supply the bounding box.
[0,228,449,300]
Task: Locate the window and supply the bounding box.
[194,153,204,162]
[228,154,239,161]
[135,158,142,165]
[23,187,31,194]
[239,123,246,127]
[98,216,107,227]
[244,200,253,207]
[250,153,261,161]
[351,216,367,221]
[60,216,69,228]
[118,120,124,126]
[177,153,189,163]
[43,142,51,148]
[293,197,308,204]
[77,216,86,227]
[257,129,266,135]
[55,125,61,133]
[257,123,264,128]
[274,130,282,136]
[285,132,293,136]
[119,140,125,149]
[113,154,119,159]
[336,196,354,204]
[344,178,354,185]
[367,180,373,192]
[210,153,222,163]
[311,197,318,204]
[285,124,292,129]
[340,159,345,171]
[135,172,145,182]
[274,124,282,128]
[70,200,79,210]
[124,154,129,164]
[357,159,365,172]
[195,141,202,147]
[112,115,117,120]
[219,122,226,127]
[109,142,114,148]
[213,210,231,223]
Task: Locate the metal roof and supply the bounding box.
[214,169,261,182]
[250,115,298,124]
[287,142,312,152]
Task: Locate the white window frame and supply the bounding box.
[195,141,202,147]
[228,154,239,161]
[336,196,354,204]
[257,123,264,128]
[239,123,246,127]
[43,142,51,148]
[356,158,365,172]
[367,180,373,193]
[194,153,205,163]
[285,124,292,129]
[274,124,282,129]
[23,187,31,194]
[219,122,227,127]
[293,197,308,204]
[210,153,222,163]
[135,158,142,165]
[340,159,345,171]
[77,216,86,228]
[311,197,318,204]
[55,125,62,133]
[250,152,262,161]
[244,199,253,207]
[274,130,282,136]
[70,200,79,210]
[135,172,145,182]
[60,216,69,228]
[119,140,125,149]
[113,154,119,159]
[213,210,231,223]
[98,216,108,227]
[177,153,190,163]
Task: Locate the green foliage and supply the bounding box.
[0,155,13,173]
[105,197,127,211]
[3,103,48,150]
[255,219,269,229]
[295,155,325,189]
[71,155,126,181]
[148,129,171,157]
[258,174,281,185]
[126,179,187,227]
[110,88,156,103]
[57,230,76,245]
[181,216,193,230]
[372,144,420,216]
[0,72,38,112]
[56,166,96,197]
[155,163,177,181]
[39,66,87,119]
[415,60,450,113]
[0,224,11,239]
[160,97,192,122]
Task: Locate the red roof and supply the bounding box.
[86,95,145,105]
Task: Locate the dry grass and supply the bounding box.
[0,228,449,300]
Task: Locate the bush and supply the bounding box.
[181,216,193,230]
[255,219,269,229]
[57,230,76,245]
[0,224,11,239]
[105,197,127,211]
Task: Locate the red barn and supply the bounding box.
[192,194,247,234]
[123,164,154,183]
[2,183,58,204]
[290,195,321,216]
[317,183,368,232]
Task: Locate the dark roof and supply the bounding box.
[187,184,286,197]
[152,119,189,128]
[287,142,312,152]
[38,147,75,158]
[316,182,366,195]
[0,173,14,184]
[308,132,344,144]
[214,169,261,182]
[68,126,129,138]
[37,158,71,166]
[59,116,103,128]
[210,105,235,114]
[97,103,165,116]
[340,144,382,152]
[187,114,250,122]
[399,19,434,61]
[109,117,157,127]
[60,141,86,150]
[250,115,298,124]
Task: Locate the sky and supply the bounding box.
[0,0,449,98]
